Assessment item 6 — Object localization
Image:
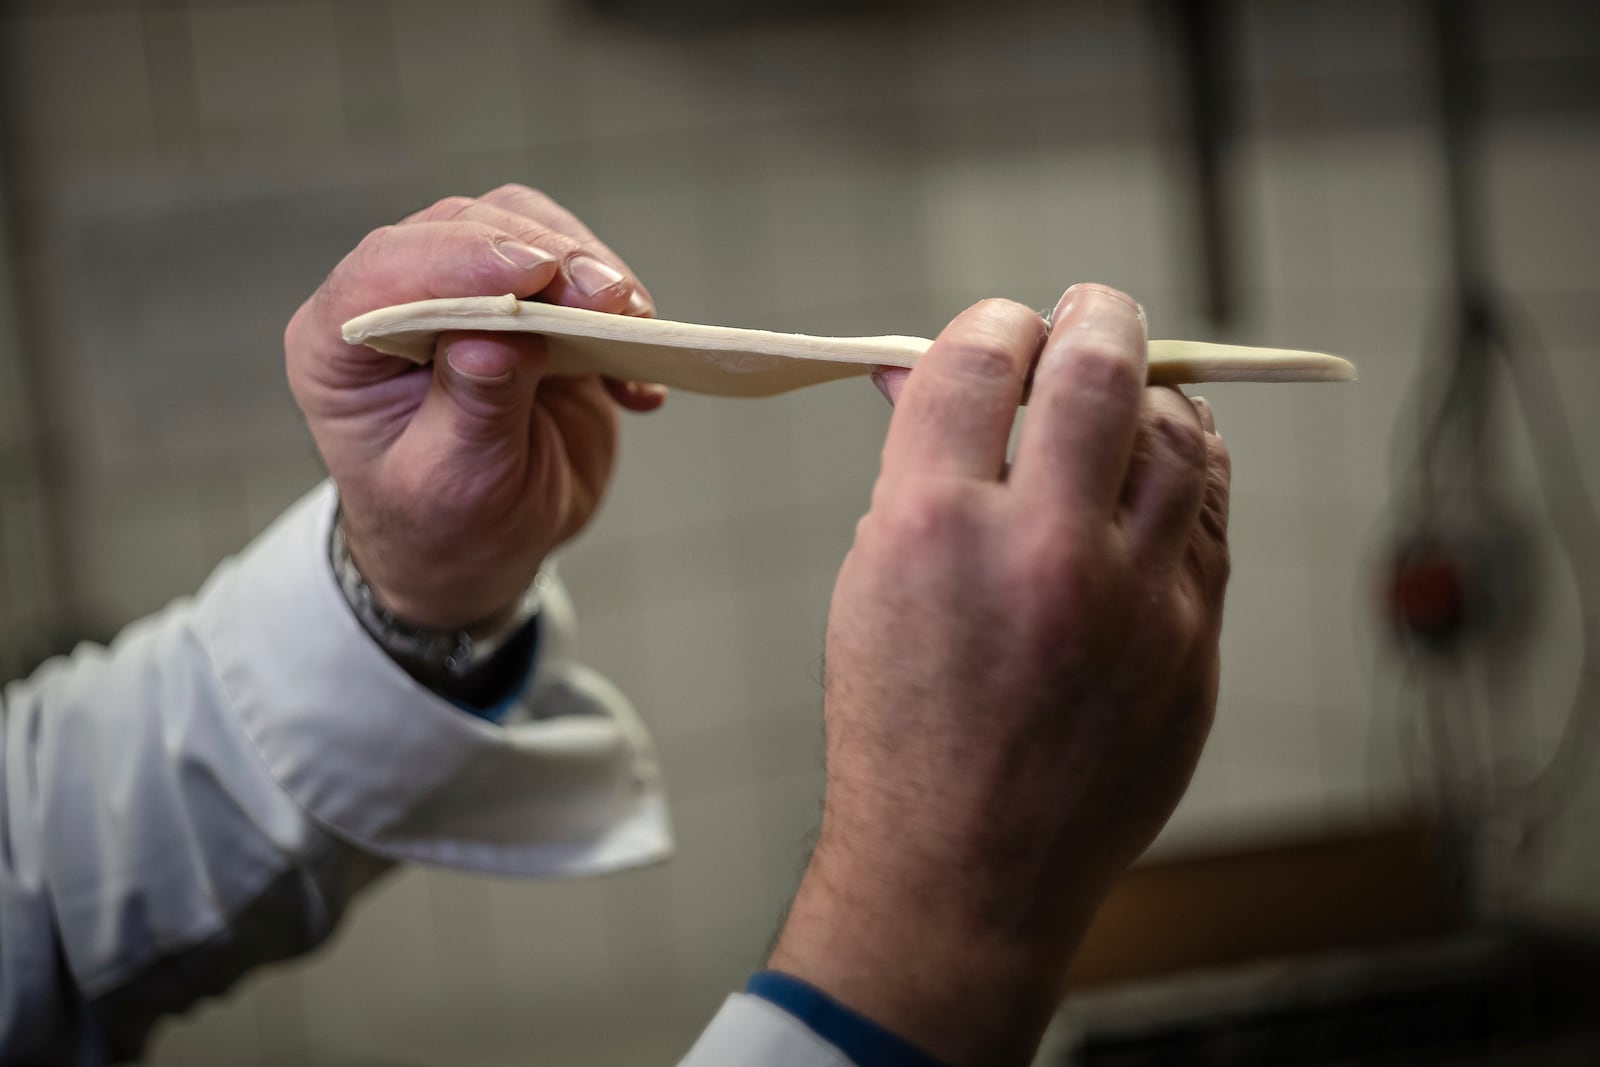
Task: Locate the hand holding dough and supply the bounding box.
[342,295,1356,399]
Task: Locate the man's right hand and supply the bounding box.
[769,284,1233,1065]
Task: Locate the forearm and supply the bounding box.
[766,830,1097,1067]
[1,483,671,1062]
[1,588,387,1062]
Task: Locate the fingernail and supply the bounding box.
[1057,283,1145,329]
[566,254,628,298]
[494,239,557,272]
[445,346,513,385]
[1192,395,1218,435]
[871,369,894,406]
[1051,284,1081,323]
[624,288,654,316]
[1071,287,1147,353]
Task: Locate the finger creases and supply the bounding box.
[459,189,654,314]
[1194,430,1233,588]
[306,222,564,370]
[879,299,1046,483]
[1121,386,1210,567]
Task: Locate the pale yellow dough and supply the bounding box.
[342,295,1357,399]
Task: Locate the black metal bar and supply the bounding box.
[1171,0,1236,329]
[1429,0,1487,309]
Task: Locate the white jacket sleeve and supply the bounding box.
[0,483,671,1064]
[679,996,857,1067]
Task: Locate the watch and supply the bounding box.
[329,504,544,682]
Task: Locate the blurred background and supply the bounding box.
[1,0,1597,1063]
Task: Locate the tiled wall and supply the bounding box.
[2,0,1597,1063]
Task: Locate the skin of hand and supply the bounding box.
[285,185,665,632]
[768,284,1233,1065]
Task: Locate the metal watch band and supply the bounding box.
[328,504,542,679]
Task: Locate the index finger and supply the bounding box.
[477,184,655,311]
[879,299,1045,484]
[287,220,560,387]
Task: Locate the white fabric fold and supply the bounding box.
[2,480,672,1063]
[192,481,674,875]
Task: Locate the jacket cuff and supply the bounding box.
[746,971,950,1067]
[192,481,673,878]
[679,995,857,1067]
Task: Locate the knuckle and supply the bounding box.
[420,195,476,222]
[1210,437,1234,483]
[1214,541,1232,588]
[853,513,873,546]
[317,225,393,305]
[1169,593,1204,648]
[1071,341,1142,399]
[462,223,543,284]
[485,182,547,207]
[1188,527,1232,598]
[357,223,396,254]
[1207,462,1231,505]
[1197,499,1229,552]
[1200,440,1233,540]
[1007,523,1103,638]
[872,482,981,552]
[530,227,581,258]
[942,332,1025,385]
[349,224,398,273]
[490,181,537,198]
[463,219,507,242]
[1148,409,1207,469]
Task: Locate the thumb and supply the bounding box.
[421,331,548,446]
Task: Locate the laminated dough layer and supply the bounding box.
[342,295,1357,399]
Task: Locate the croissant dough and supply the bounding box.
[342,295,1357,399]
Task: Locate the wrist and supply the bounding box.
[338,507,529,632]
[330,505,543,699]
[768,832,1083,1066]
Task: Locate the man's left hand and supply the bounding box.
[285,184,663,632]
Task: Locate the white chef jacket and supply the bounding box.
[0,483,849,1066]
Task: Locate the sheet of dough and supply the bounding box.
[342,294,1357,399]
